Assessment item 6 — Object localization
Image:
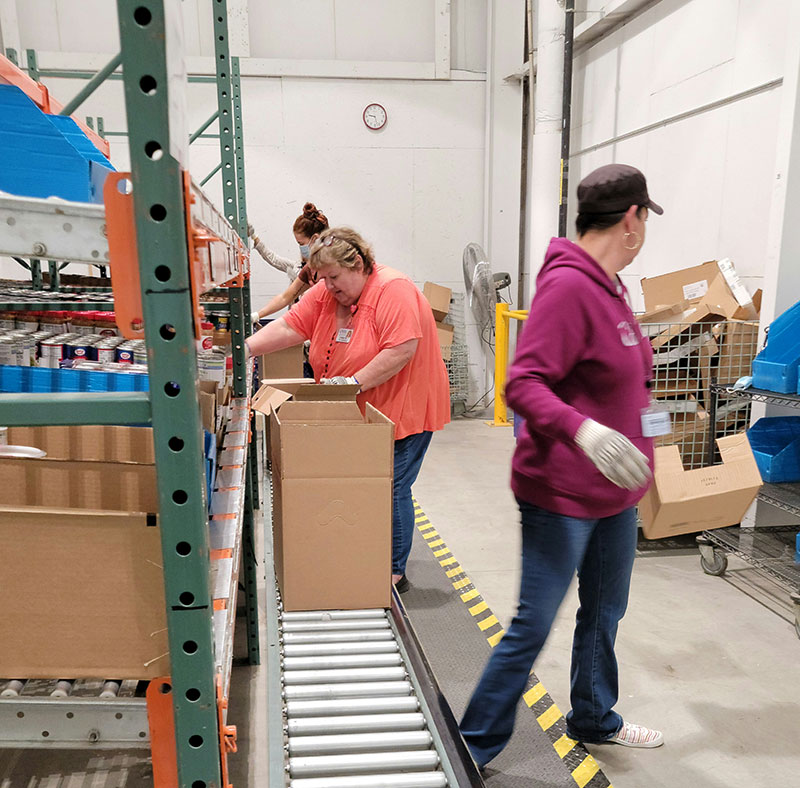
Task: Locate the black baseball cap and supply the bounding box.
[577,164,663,216]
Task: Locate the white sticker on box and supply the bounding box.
[716,258,752,307]
[682,280,709,301]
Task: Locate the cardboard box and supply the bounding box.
[0,508,168,679]
[199,380,219,433]
[699,320,760,390]
[269,397,394,611]
[639,433,762,539]
[641,259,757,321]
[655,410,709,469]
[260,344,304,380]
[0,425,168,679]
[436,320,454,362]
[423,282,452,322]
[640,303,724,350]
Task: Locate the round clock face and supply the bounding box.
[363,103,387,130]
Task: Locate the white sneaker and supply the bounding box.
[608,721,664,748]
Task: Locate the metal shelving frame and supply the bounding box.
[699,383,800,637]
[0,1,259,784]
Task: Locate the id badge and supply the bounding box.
[641,402,672,438]
[335,328,353,344]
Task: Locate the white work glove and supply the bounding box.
[247,222,255,238]
[251,311,261,323]
[321,376,359,386]
[574,419,651,491]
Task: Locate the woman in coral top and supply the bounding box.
[245,226,450,592]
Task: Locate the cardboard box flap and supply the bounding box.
[276,400,365,423]
[716,432,764,474]
[637,301,692,325]
[655,444,687,475]
[294,384,360,402]
[648,305,725,349]
[252,385,294,417]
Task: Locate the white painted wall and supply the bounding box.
[1,0,504,403]
[568,0,791,312]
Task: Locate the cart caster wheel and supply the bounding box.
[700,551,728,576]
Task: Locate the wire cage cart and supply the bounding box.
[698,384,800,638]
[641,318,760,470]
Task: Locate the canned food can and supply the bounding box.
[39,337,65,368]
[65,339,90,361]
[116,344,134,364]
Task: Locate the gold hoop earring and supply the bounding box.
[623,231,641,251]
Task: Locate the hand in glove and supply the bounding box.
[247,222,255,238]
[574,419,651,491]
[251,311,261,324]
[321,376,359,387]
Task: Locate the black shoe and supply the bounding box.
[394,575,410,594]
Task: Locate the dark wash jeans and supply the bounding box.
[392,430,433,575]
[460,500,637,767]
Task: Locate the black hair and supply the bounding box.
[575,206,646,237]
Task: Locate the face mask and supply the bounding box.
[299,244,310,260]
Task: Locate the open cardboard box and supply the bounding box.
[641,259,758,321]
[639,432,762,539]
[0,426,168,679]
[268,396,394,611]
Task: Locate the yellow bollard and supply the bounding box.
[489,304,528,427]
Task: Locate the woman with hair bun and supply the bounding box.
[249,202,329,321]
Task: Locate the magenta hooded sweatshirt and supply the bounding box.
[506,237,654,519]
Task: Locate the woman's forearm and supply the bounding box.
[256,280,308,319]
[245,317,305,358]
[355,339,418,391]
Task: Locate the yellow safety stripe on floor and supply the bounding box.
[412,499,614,788]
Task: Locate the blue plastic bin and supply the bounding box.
[752,299,800,393]
[747,416,800,483]
[0,365,149,393]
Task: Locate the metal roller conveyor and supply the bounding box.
[283,667,407,686]
[288,750,441,778]
[283,630,396,645]
[289,774,447,788]
[282,653,404,671]
[283,641,399,657]
[282,619,391,633]
[282,610,388,622]
[285,696,421,719]
[287,713,427,737]
[288,730,433,756]
[283,680,413,701]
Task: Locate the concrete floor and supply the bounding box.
[412,415,800,788]
[2,415,799,787]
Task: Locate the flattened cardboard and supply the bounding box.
[199,380,218,433]
[0,457,158,511]
[639,433,762,538]
[423,281,452,321]
[0,507,168,679]
[699,320,760,390]
[7,425,154,463]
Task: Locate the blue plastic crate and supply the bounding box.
[747,416,800,483]
[752,299,800,393]
[0,85,113,203]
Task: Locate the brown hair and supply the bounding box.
[308,227,375,274]
[292,202,329,238]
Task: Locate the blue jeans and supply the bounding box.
[392,431,433,575]
[460,501,637,767]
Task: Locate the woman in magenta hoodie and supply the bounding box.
[460,164,666,768]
